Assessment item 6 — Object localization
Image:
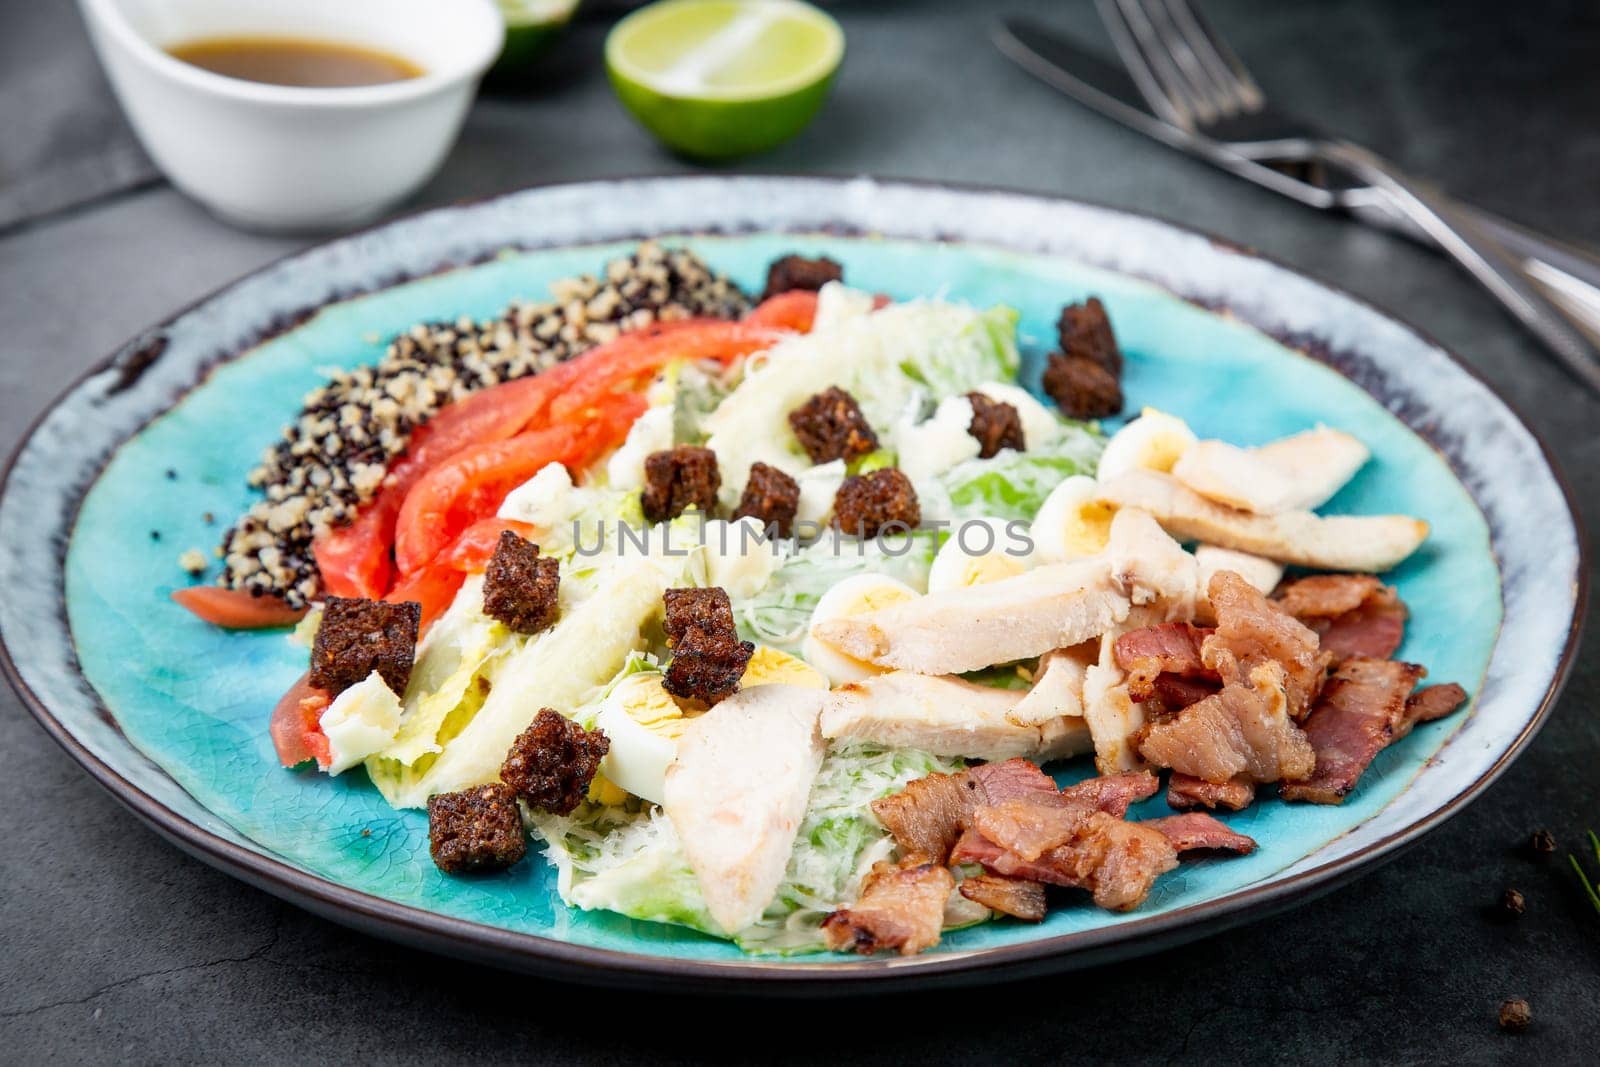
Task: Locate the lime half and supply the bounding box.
[606,0,845,160]
[492,0,581,78]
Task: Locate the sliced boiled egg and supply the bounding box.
[1031,474,1117,562]
[742,645,830,690]
[802,573,921,685]
[1096,408,1197,482]
[595,647,827,805]
[926,517,1031,594]
[595,671,690,806]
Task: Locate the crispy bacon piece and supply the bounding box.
[1058,770,1161,816]
[1150,674,1223,710]
[1138,661,1316,784]
[1277,574,1408,662]
[870,758,1058,865]
[821,861,955,956]
[1167,772,1256,811]
[1114,623,1219,702]
[959,874,1048,922]
[1279,657,1429,804]
[1142,813,1257,854]
[974,799,1089,861]
[1275,574,1382,617]
[1204,571,1332,720]
[952,815,1179,912]
[1406,683,1468,724]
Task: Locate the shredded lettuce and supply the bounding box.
[704,289,1021,502]
[939,421,1105,521]
[530,743,968,954]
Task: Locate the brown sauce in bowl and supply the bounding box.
[166,36,424,88]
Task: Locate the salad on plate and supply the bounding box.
[175,243,1468,956]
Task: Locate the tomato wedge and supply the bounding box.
[745,289,819,332]
[269,673,332,769]
[441,518,536,572]
[172,586,308,629]
[546,321,782,425]
[394,392,645,576]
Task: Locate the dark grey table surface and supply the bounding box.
[2,0,1597,1062]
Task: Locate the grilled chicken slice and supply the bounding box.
[1173,440,1304,515]
[1096,468,1427,572]
[821,671,1092,761]
[810,508,1195,676]
[1007,644,1096,727]
[1251,427,1370,511]
[663,684,828,935]
[1081,632,1148,775]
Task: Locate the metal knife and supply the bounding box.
[994,17,1600,333]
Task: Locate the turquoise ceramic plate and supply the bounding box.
[0,177,1583,992]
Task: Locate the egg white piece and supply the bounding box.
[1096,408,1197,483]
[1030,474,1117,563]
[605,403,675,491]
[701,517,782,599]
[802,573,921,685]
[319,671,403,775]
[595,672,688,807]
[894,395,981,489]
[926,516,1031,594]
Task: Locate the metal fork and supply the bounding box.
[1099,0,1600,396]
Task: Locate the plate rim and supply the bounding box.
[0,173,1587,992]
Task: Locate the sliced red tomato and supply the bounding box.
[269,673,332,769]
[172,586,308,629]
[394,392,649,575]
[441,518,536,572]
[745,289,819,332]
[385,563,467,634]
[546,321,782,426]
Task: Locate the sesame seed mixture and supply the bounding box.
[219,243,749,607]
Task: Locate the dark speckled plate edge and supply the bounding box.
[0,175,1586,994]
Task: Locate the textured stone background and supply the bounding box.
[1,0,1596,1062]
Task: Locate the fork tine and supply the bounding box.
[1096,0,1204,129]
[1138,0,1232,120]
[1165,0,1265,112]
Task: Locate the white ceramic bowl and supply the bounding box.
[79,0,504,231]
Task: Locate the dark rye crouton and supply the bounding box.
[310,596,421,698]
[427,783,527,873]
[789,386,879,465]
[834,468,921,538]
[1058,296,1122,374]
[1042,353,1123,420]
[500,708,610,815]
[731,462,801,537]
[664,626,754,706]
[641,446,720,523]
[966,392,1026,458]
[762,254,843,300]
[663,587,736,648]
[482,530,560,634]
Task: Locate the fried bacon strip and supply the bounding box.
[1275,574,1408,662]
[1279,657,1434,804]
[959,874,1048,922]
[1166,772,1257,812]
[821,861,955,956]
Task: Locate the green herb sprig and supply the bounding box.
[1571,830,1600,918]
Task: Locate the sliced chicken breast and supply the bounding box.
[821,672,1091,761]
[810,557,1128,676]
[810,508,1196,676]
[1095,469,1427,572]
[1080,632,1148,774]
[663,684,828,936]
[1007,643,1097,727]
[1173,440,1303,515]
[1252,427,1370,511]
